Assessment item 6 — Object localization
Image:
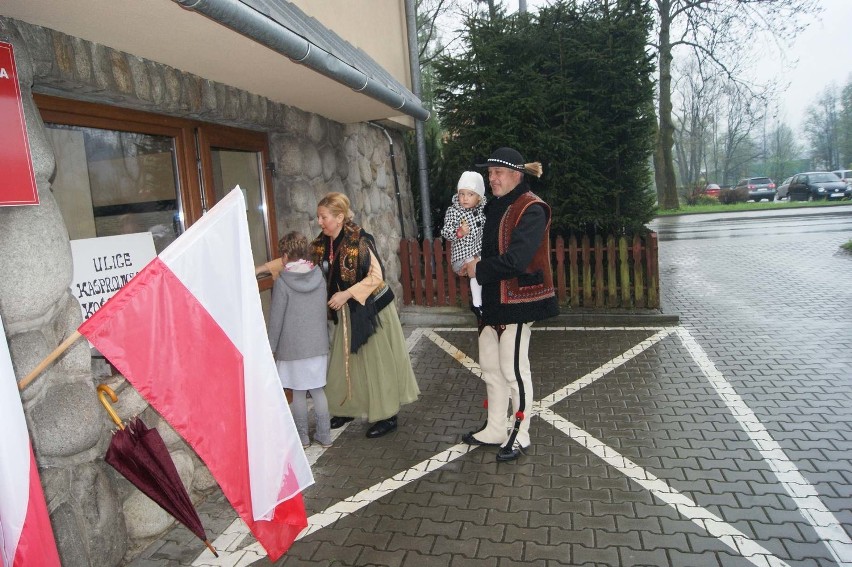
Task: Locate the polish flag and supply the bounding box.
[0,315,62,567]
[78,188,313,560]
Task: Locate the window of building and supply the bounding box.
[36,95,278,290]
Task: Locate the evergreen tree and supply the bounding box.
[434,0,656,236]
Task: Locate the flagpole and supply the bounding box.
[17,331,82,391]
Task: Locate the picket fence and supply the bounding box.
[398,232,659,309]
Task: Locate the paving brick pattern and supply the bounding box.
[129,208,852,566]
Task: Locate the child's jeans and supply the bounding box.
[452,256,482,307]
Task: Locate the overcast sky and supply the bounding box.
[494,0,851,128]
[764,0,852,128]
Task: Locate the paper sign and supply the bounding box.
[70,233,157,321]
[0,41,38,207]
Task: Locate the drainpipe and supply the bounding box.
[403,0,434,241]
[368,122,406,240]
[173,0,430,122]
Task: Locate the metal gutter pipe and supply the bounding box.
[368,122,406,240]
[403,0,433,240]
[174,0,430,122]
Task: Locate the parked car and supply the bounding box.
[831,169,852,187]
[776,176,793,200]
[735,176,776,202]
[787,172,851,201]
[704,183,721,198]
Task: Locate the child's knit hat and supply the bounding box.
[457,171,485,199]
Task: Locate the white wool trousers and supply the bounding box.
[474,322,533,448]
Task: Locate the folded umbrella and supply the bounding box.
[97,385,217,557]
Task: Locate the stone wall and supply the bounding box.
[0,16,415,566]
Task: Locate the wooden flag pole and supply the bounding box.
[18,330,83,391]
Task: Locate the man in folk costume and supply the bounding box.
[460,147,559,462]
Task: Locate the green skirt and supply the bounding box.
[326,301,419,422]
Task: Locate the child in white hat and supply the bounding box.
[441,171,486,316]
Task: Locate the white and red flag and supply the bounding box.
[0,315,62,567]
[78,188,313,560]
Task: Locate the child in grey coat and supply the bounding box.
[267,231,332,448]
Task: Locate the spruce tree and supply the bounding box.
[434,0,656,236]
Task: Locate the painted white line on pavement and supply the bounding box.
[538,327,676,409]
[423,329,482,377]
[219,444,479,562]
[194,325,844,567]
[537,408,790,567]
[431,326,669,332]
[676,327,852,566]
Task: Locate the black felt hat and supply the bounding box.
[476,147,526,172]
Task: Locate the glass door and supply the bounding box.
[196,126,277,299]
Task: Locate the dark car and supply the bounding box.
[787,172,851,201]
[735,177,776,202]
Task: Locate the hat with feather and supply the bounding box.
[476,147,542,178]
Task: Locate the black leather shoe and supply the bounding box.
[330,416,354,429]
[496,443,526,462]
[366,416,397,438]
[462,431,499,446]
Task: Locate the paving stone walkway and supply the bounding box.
[129,208,852,566]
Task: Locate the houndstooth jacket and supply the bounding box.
[440,193,486,266]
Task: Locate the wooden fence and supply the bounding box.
[398,232,659,309]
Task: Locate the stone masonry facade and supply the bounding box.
[0,16,416,566]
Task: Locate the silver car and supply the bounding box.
[735,177,777,202]
[832,169,852,188]
[776,176,793,200]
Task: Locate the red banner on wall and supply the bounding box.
[0,41,39,207]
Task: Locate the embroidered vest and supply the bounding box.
[498,192,556,306]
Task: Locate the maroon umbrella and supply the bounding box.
[98,385,218,557]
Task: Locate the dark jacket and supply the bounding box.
[476,181,559,325]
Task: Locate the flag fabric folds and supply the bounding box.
[79,188,313,560]
[0,315,62,567]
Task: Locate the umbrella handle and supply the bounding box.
[96,384,125,430]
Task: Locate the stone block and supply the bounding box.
[321,145,336,181]
[146,60,165,105]
[50,501,93,567]
[91,43,113,92]
[303,142,322,179]
[128,55,150,102]
[123,490,174,539]
[0,195,72,328]
[283,106,308,135]
[289,180,316,215]
[42,463,127,567]
[109,50,132,95]
[308,114,326,144]
[278,138,303,176]
[359,155,373,186]
[193,461,218,492]
[70,36,93,84]
[376,163,389,190]
[51,33,75,82]
[31,382,103,462]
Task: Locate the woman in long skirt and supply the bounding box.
[310,192,419,438]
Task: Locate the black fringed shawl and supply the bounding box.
[310,221,394,353]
